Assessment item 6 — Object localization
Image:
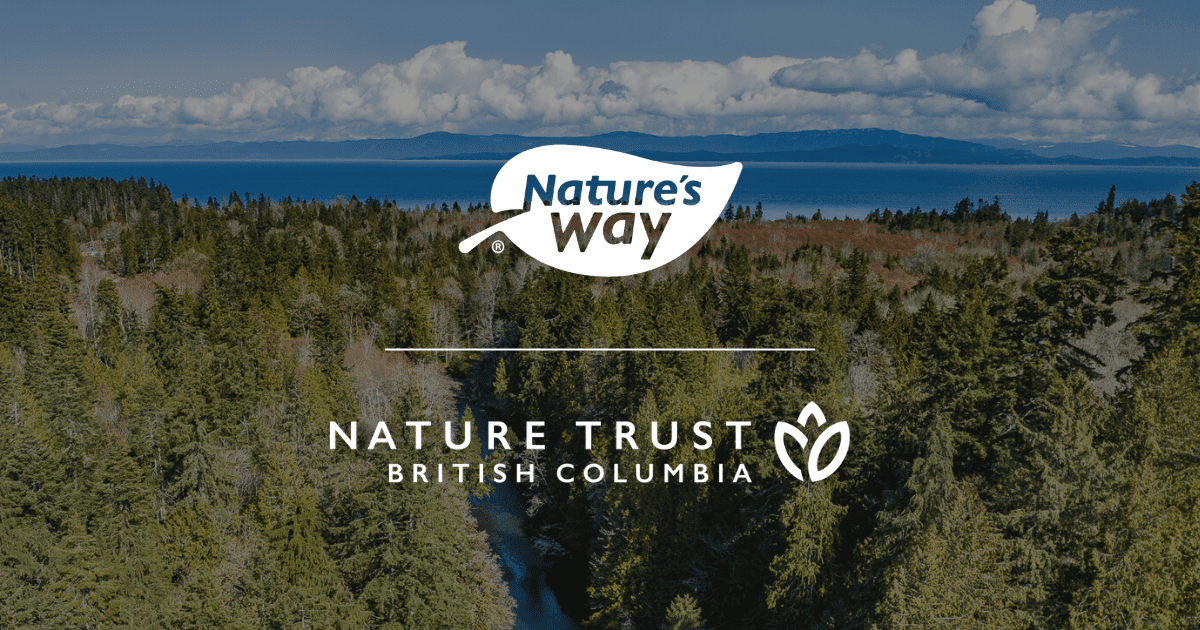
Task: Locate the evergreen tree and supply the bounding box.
[765,480,847,627]
[25,286,97,483]
[1070,465,1199,628]
[878,480,1021,629]
[662,594,708,630]
[178,571,246,630]
[1135,181,1200,352]
[250,446,366,629]
[992,372,1117,626]
[0,346,60,627]
[1009,228,1121,378]
[85,447,170,627]
[0,271,26,343]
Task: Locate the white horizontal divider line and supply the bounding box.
[385,347,815,352]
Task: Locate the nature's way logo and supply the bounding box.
[774,402,850,482]
[458,145,742,276]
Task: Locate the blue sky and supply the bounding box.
[2,0,1199,146]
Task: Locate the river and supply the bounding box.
[469,408,579,630]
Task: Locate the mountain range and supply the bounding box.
[2,129,1199,165]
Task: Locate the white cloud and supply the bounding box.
[773,0,1140,116]
[768,0,1200,143]
[3,2,1200,147]
[973,0,1039,37]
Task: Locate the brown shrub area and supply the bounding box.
[873,265,920,292]
[154,269,203,294]
[115,275,158,327]
[344,337,410,378]
[707,220,955,260]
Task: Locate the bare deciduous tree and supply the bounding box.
[75,259,103,340]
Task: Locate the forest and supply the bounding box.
[0,173,1197,629]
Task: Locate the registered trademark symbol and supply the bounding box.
[491,240,505,253]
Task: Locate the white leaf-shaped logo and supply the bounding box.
[459,145,742,277]
[774,402,850,482]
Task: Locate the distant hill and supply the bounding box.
[1,129,1198,165]
[0,143,47,153]
[975,137,1200,160]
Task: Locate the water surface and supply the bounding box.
[2,160,1196,220]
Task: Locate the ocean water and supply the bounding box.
[1,160,1196,220]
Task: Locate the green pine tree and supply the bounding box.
[662,593,708,630]
[878,480,1021,629]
